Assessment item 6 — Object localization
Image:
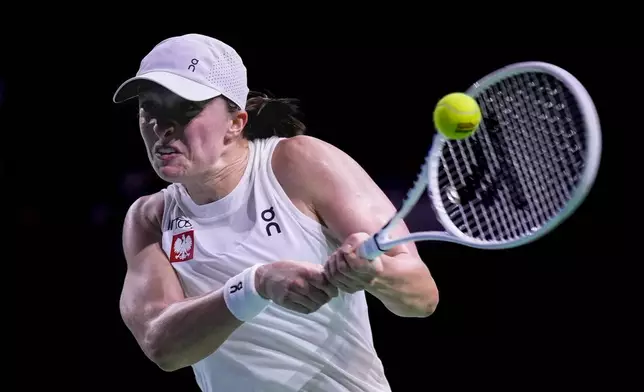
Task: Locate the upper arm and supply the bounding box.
[273,135,419,259]
[120,192,186,345]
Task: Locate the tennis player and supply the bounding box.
[115,33,439,392]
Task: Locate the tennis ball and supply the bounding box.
[433,93,482,140]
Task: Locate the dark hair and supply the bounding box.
[224,92,307,140]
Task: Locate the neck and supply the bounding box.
[183,139,250,205]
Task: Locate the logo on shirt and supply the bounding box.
[261,206,282,237]
[170,231,194,262]
[167,217,193,231]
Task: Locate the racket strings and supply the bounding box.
[437,72,587,242]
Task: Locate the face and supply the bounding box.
[137,85,246,182]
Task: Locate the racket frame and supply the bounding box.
[358,62,602,261]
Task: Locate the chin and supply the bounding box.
[154,166,186,183]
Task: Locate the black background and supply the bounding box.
[9,32,622,391]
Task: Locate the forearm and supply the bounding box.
[145,288,243,371]
[367,254,439,318]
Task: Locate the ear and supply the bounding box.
[228,110,248,138]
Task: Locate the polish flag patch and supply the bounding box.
[170,231,194,262]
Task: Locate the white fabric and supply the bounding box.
[160,137,391,392]
[223,264,270,321]
[113,33,249,109]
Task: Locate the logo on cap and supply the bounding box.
[188,58,199,72]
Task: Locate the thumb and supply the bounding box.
[344,233,384,272]
[342,232,371,253]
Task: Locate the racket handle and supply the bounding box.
[357,235,385,261]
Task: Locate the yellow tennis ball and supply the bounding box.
[433,93,482,140]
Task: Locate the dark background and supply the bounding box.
[10,34,620,391]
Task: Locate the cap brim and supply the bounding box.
[112,71,223,103]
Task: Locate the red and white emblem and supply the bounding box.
[170,231,194,262]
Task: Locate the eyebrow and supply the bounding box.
[139,94,176,109]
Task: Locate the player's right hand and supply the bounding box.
[255,261,339,314]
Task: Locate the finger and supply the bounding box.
[319,272,339,297]
[323,259,346,292]
[325,269,359,293]
[302,284,334,306]
[341,247,359,269]
[325,252,344,280]
[323,269,350,293]
[329,277,353,293]
[324,254,356,292]
[283,291,321,314]
[324,254,334,278]
[329,269,355,289]
[341,247,373,274]
[308,270,339,298]
[324,251,337,278]
[279,300,313,315]
[335,252,364,281]
[343,249,380,281]
[284,278,329,307]
[343,232,371,250]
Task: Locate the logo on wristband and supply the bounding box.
[230,281,243,293]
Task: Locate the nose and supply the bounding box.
[151,118,175,139]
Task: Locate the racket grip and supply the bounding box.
[357,235,385,261]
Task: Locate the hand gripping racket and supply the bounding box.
[358,61,602,260]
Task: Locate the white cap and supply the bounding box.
[113,34,249,109]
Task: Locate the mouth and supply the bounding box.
[154,146,181,160]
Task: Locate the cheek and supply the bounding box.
[185,121,224,161]
[139,127,157,151]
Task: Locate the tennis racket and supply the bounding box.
[358,61,602,260]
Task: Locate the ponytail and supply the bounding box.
[242,92,307,140]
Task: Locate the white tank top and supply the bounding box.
[160,137,391,392]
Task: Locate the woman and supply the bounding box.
[115,33,438,392]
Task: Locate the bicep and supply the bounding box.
[284,137,419,258]
[120,195,185,342]
[318,154,419,258]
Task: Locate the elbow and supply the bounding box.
[421,289,439,317]
[143,330,184,372]
[416,277,440,318]
[407,286,440,318]
[380,282,440,318]
[386,295,439,318]
[149,350,182,373]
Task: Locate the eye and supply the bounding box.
[138,108,153,124]
[141,101,160,114]
[181,102,203,117]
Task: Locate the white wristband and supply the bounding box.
[223,264,270,322]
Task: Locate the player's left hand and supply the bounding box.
[323,232,384,294]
